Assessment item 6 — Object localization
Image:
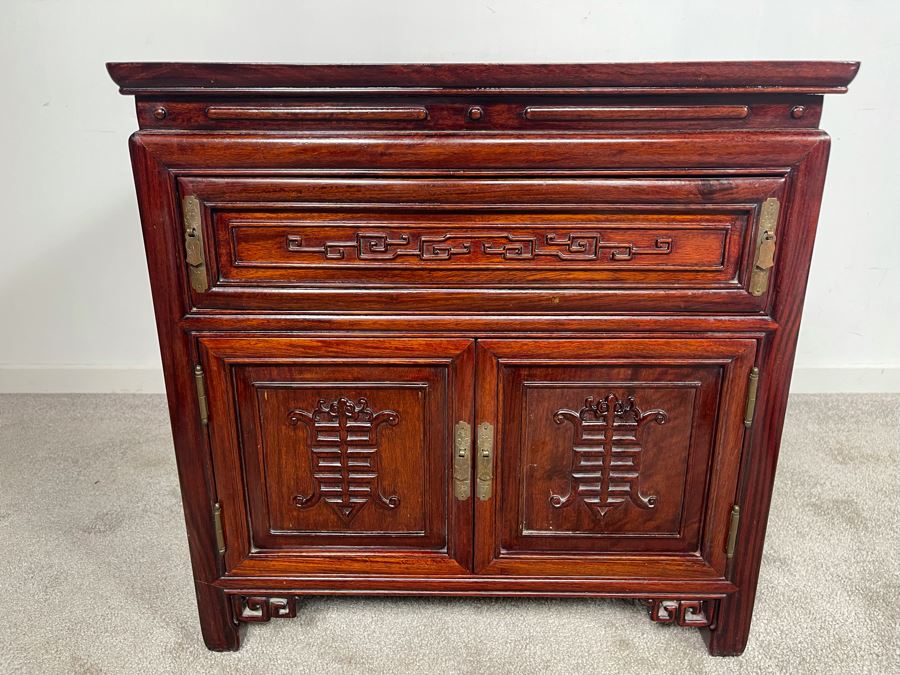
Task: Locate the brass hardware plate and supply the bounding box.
[194,364,209,425]
[182,195,208,293]
[453,421,472,501]
[749,197,780,296]
[726,505,741,559]
[476,422,494,501]
[744,366,760,428]
[213,502,225,555]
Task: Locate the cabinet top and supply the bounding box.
[107,61,859,96]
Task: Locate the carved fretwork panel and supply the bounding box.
[232,596,298,623]
[284,230,674,263]
[550,393,667,518]
[647,599,717,628]
[287,397,400,523]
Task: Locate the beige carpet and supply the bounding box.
[0,394,897,674]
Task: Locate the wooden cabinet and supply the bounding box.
[109,61,858,654]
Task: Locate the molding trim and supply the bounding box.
[0,366,898,394]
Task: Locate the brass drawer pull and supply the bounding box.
[182,195,208,293]
[749,197,781,297]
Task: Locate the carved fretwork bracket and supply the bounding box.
[646,599,716,627]
[231,595,299,623]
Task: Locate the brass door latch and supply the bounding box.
[476,422,494,501]
[453,421,472,500]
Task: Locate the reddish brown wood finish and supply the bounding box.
[474,338,755,578]
[111,62,857,655]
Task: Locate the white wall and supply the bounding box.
[1,0,897,393]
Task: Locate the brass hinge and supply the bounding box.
[194,364,209,425]
[726,505,741,559]
[453,421,472,501]
[213,502,226,555]
[476,422,494,501]
[182,195,209,293]
[743,366,760,428]
[749,197,780,297]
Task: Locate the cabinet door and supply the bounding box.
[475,338,755,580]
[199,336,474,576]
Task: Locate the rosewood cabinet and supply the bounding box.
[109,61,858,655]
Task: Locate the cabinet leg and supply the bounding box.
[195,582,244,651]
[703,595,752,657]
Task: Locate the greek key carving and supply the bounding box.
[232,596,298,623]
[647,599,716,627]
[285,231,673,263]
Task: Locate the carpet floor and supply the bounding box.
[0,393,897,674]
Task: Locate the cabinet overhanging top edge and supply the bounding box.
[106,61,860,96]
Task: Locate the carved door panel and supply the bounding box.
[199,336,474,576]
[474,338,756,579]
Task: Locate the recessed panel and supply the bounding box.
[253,382,428,536]
[522,381,701,538]
[504,365,720,554]
[235,364,445,550]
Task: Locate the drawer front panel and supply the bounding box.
[179,175,786,313]
[474,338,756,578]
[222,211,741,284]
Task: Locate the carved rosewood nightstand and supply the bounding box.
[109,61,857,654]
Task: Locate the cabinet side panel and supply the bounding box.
[129,136,242,648]
[705,136,831,656]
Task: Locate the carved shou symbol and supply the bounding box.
[287,397,400,523]
[285,231,673,262]
[551,393,667,518]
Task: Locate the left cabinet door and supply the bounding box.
[197,336,475,577]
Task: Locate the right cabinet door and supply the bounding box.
[475,338,756,581]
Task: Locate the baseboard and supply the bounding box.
[0,366,897,394]
[0,366,166,393]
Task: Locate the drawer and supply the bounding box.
[178,174,786,314]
